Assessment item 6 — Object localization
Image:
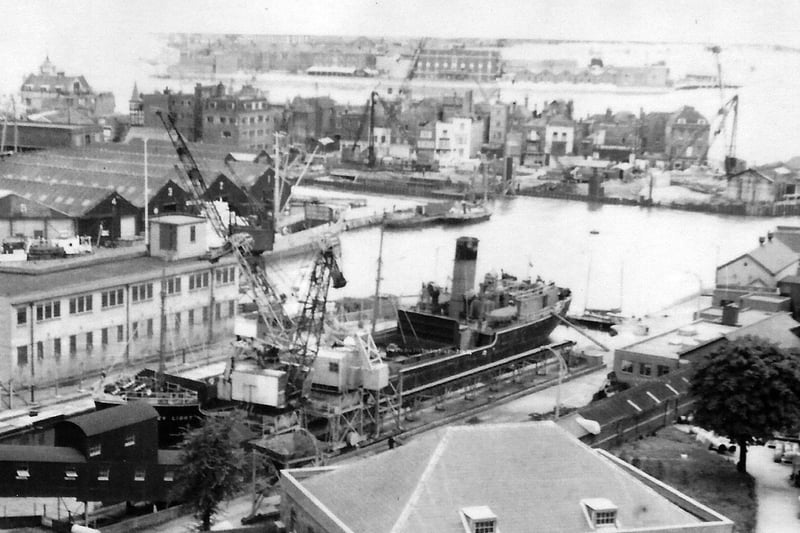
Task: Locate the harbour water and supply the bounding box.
[273,194,800,318]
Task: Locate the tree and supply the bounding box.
[173,413,246,530]
[690,335,800,473]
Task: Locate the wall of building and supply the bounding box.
[715,255,795,290]
[613,349,684,386]
[723,174,776,204]
[0,218,75,240]
[4,259,238,388]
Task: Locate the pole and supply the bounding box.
[274,132,281,220]
[144,139,149,247]
[547,346,568,420]
[371,215,386,334]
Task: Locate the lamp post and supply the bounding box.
[143,138,149,247]
[545,346,568,420]
[684,271,703,319]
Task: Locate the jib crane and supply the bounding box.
[350,91,377,168]
[157,111,346,401]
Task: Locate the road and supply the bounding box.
[749,446,800,532]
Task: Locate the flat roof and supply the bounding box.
[0,252,235,302]
[153,214,205,225]
[618,309,772,359]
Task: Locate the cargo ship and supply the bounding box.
[379,237,571,396]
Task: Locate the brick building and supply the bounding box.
[416,49,502,81]
[20,57,115,118]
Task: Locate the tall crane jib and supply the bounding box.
[157,109,348,403]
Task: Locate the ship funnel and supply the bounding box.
[450,237,479,319]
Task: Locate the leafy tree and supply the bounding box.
[690,335,800,473]
[173,413,246,530]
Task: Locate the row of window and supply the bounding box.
[15,302,237,367]
[619,359,671,377]
[206,114,275,125]
[15,270,235,326]
[14,466,171,483]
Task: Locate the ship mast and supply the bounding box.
[158,269,167,389]
[371,215,386,334]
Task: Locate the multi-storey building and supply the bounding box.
[0,215,238,390]
[20,57,115,118]
[434,116,483,163]
[666,106,710,169]
[134,83,273,149]
[416,49,502,81]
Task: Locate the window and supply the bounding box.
[160,222,179,251]
[17,346,28,366]
[594,510,616,525]
[229,300,235,317]
[620,359,634,374]
[189,272,209,290]
[639,363,653,376]
[86,332,93,353]
[188,309,195,326]
[97,468,109,481]
[64,468,78,481]
[134,470,145,482]
[474,521,495,533]
[132,322,139,340]
[101,288,124,308]
[35,300,61,321]
[657,365,670,376]
[125,434,136,447]
[53,338,61,359]
[69,335,77,356]
[147,318,154,338]
[89,444,102,457]
[101,328,108,347]
[202,306,209,324]
[163,471,174,482]
[328,361,340,372]
[69,294,93,314]
[174,312,181,332]
[117,325,124,342]
[37,341,44,361]
[190,225,196,242]
[165,277,182,295]
[216,266,236,285]
[16,307,27,326]
[15,466,30,480]
[215,303,221,320]
[131,283,153,303]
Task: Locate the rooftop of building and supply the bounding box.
[57,401,158,438]
[617,309,772,359]
[726,312,800,349]
[287,422,725,533]
[0,246,235,301]
[0,444,86,463]
[718,237,798,275]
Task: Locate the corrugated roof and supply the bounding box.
[296,422,704,533]
[0,444,86,463]
[0,176,114,217]
[60,401,157,437]
[747,239,797,275]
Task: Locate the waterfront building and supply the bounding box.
[723,164,800,204]
[281,422,733,532]
[612,311,798,387]
[434,117,483,163]
[544,116,576,158]
[0,216,238,391]
[416,48,502,81]
[0,402,181,502]
[714,226,800,305]
[665,106,710,169]
[136,83,272,149]
[20,57,115,119]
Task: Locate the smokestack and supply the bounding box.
[449,237,479,320]
[768,231,773,242]
[759,236,766,246]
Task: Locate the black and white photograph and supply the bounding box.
[0,1,799,531]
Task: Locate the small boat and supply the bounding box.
[441,201,492,225]
[383,201,452,230]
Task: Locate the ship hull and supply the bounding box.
[392,298,570,396]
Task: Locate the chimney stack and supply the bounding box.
[449,237,479,320]
[759,236,766,246]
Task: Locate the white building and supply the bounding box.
[0,215,239,389]
[434,116,483,163]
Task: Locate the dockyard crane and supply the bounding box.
[350,91,377,168]
[157,110,347,403]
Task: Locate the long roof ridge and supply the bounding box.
[389,429,453,533]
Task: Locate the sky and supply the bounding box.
[2,0,799,46]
